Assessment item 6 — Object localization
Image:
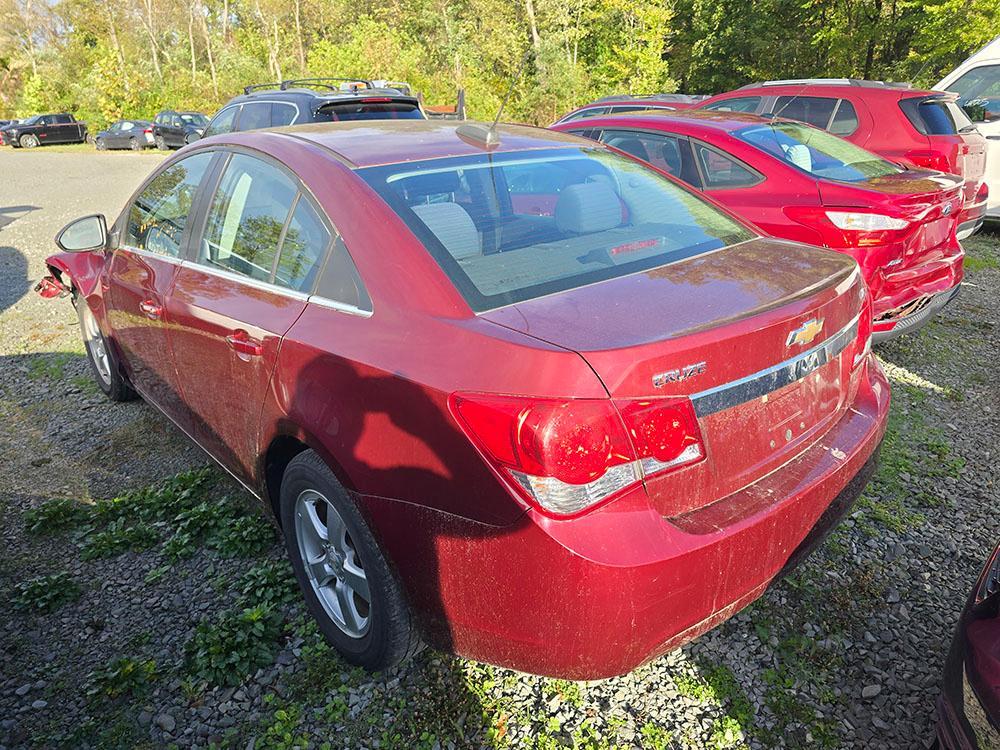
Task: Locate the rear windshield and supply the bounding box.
[737,122,903,182]
[316,101,424,122]
[360,147,754,312]
[900,97,977,135]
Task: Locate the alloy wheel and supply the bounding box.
[294,489,371,638]
[79,303,112,386]
[20,134,38,148]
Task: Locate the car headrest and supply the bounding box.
[400,171,462,201]
[661,143,682,174]
[555,182,622,234]
[411,202,481,260]
[607,137,650,163]
[783,144,812,171]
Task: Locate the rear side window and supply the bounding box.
[271,103,298,126]
[314,238,372,311]
[274,197,330,291]
[703,96,761,113]
[360,148,753,312]
[608,105,649,114]
[54,114,72,124]
[900,97,976,135]
[237,102,272,131]
[693,143,761,189]
[773,96,837,129]
[829,100,859,135]
[199,154,298,281]
[315,101,424,121]
[561,107,608,122]
[598,129,695,183]
[126,152,214,257]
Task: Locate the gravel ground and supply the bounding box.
[0,149,997,750]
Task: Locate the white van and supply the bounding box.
[937,36,1000,222]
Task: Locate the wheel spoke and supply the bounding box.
[299,499,329,547]
[341,557,369,601]
[306,552,334,587]
[336,582,362,633]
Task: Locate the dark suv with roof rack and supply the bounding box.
[202,78,425,138]
[694,79,989,239]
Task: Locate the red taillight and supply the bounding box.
[904,149,953,174]
[361,97,393,103]
[783,206,909,249]
[451,393,704,516]
[144,127,152,134]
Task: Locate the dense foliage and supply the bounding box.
[0,0,997,127]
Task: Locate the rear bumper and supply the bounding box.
[360,357,890,679]
[870,241,963,340]
[957,197,988,240]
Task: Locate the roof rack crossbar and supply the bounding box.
[279,77,374,92]
[243,82,282,95]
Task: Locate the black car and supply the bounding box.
[0,113,87,148]
[94,119,153,151]
[152,110,210,149]
[935,541,1000,749]
[201,78,424,138]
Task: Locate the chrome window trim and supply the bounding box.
[307,295,373,318]
[690,312,860,418]
[180,260,311,301]
[120,245,186,264]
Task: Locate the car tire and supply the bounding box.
[19,134,39,149]
[95,138,107,151]
[155,135,168,151]
[280,450,419,671]
[74,294,137,402]
[129,137,141,152]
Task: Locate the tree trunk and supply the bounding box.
[196,1,219,95]
[188,2,198,83]
[294,0,305,73]
[140,0,163,81]
[524,0,541,52]
[103,0,129,91]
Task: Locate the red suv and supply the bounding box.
[695,80,989,239]
[38,122,888,679]
[553,111,966,340]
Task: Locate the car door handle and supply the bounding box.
[225,330,263,357]
[139,300,162,319]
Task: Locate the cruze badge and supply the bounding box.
[786,319,824,347]
[653,361,706,388]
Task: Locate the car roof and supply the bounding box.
[225,87,418,107]
[234,120,590,169]
[562,108,773,134]
[718,82,942,99]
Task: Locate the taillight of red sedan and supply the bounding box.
[41,123,890,679]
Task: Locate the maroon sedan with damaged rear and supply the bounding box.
[37,121,889,679]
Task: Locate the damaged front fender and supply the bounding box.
[43,251,107,299]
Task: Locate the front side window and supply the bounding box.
[561,107,608,122]
[703,96,761,114]
[738,122,902,182]
[204,106,239,138]
[360,148,753,312]
[948,64,1000,122]
[126,151,214,257]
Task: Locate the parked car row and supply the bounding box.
[27,55,999,749]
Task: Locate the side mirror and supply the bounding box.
[56,214,108,253]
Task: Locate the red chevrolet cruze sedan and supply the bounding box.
[553,111,966,341]
[38,121,888,679]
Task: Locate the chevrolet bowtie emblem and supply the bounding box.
[786,319,824,347]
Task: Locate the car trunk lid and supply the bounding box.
[481,237,868,517]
